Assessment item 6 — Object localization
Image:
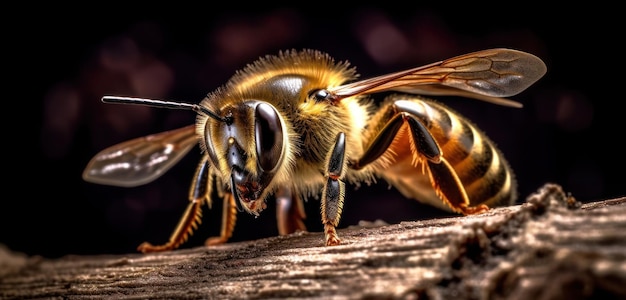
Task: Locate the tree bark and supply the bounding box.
[1,183,625,299]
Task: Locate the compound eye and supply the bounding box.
[254,103,284,172]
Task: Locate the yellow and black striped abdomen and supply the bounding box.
[425,100,517,208]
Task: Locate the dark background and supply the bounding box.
[3,6,623,258]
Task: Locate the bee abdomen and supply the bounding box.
[428,102,517,207]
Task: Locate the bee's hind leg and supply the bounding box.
[425,158,488,215]
[350,100,487,216]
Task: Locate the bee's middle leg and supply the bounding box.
[321,132,347,246]
[276,187,307,236]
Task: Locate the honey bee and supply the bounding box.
[83,48,546,253]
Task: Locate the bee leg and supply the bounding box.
[351,101,487,215]
[351,112,441,170]
[321,132,347,246]
[426,158,489,215]
[204,193,238,245]
[137,157,211,253]
[276,187,307,236]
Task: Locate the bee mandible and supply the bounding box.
[83,48,547,253]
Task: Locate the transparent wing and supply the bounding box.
[329,48,547,107]
[83,125,199,187]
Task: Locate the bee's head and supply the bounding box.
[98,96,291,215]
[199,100,290,215]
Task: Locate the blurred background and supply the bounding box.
[3,6,622,258]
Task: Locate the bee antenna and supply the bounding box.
[101,96,227,122]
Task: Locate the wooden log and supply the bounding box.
[1,183,625,299]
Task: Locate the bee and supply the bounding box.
[83,48,546,253]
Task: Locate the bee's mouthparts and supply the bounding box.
[230,169,263,212]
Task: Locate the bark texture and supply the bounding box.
[1,183,625,299]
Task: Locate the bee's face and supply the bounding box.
[201,100,287,215]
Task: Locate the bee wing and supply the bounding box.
[83,125,199,187]
[329,48,547,107]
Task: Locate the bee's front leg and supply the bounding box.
[137,156,212,253]
[321,132,347,246]
[204,192,238,246]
